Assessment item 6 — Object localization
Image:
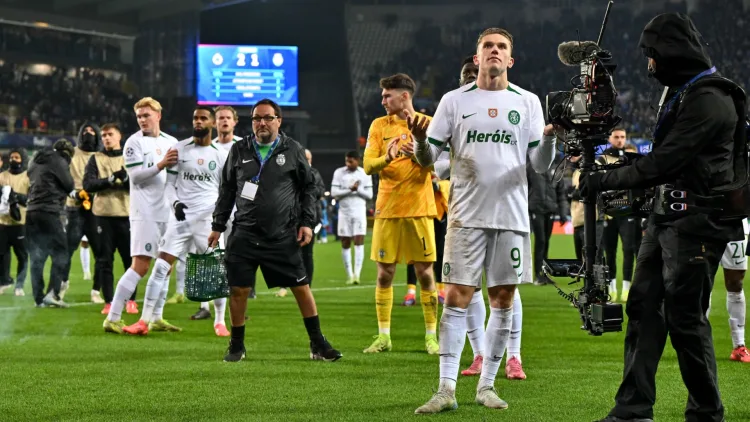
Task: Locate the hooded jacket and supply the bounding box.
[212,132,317,241]
[596,12,743,241]
[67,121,102,209]
[26,148,75,214]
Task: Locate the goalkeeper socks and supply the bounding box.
[375,286,393,335]
[342,247,353,278]
[303,315,324,344]
[727,291,746,348]
[80,246,90,273]
[354,245,364,279]
[175,259,185,295]
[140,258,170,323]
[479,307,513,390]
[420,289,438,334]
[108,268,141,322]
[231,325,245,349]
[466,290,487,357]
[214,298,227,326]
[507,289,523,362]
[439,306,468,387]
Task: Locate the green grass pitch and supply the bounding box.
[0,234,748,421]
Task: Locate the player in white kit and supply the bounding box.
[123,106,230,336]
[708,218,750,362]
[330,151,372,284]
[412,28,558,413]
[103,97,179,334]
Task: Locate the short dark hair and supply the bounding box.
[252,99,282,118]
[612,127,627,133]
[462,55,475,67]
[346,150,360,160]
[379,73,416,94]
[476,27,514,52]
[101,123,121,133]
[194,106,215,118]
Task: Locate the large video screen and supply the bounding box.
[196,44,299,107]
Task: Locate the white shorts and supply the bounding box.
[159,216,212,259]
[130,220,168,258]
[721,236,748,270]
[442,227,533,288]
[338,212,367,237]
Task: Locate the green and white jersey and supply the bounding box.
[124,130,179,222]
[212,135,243,152]
[167,138,228,220]
[420,82,555,233]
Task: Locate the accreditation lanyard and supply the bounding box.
[654,66,717,135]
[250,136,280,183]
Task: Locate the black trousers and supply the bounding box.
[63,207,101,286]
[406,217,447,285]
[531,212,555,279]
[603,215,639,282]
[97,216,132,303]
[573,221,606,263]
[26,211,68,305]
[609,225,725,422]
[0,225,28,288]
[302,240,314,286]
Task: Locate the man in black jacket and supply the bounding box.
[580,13,745,422]
[209,98,342,363]
[26,140,88,307]
[527,158,570,285]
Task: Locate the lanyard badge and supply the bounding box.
[250,136,280,183]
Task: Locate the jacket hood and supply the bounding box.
[77,121,102,152]
[639,13,712,87]
[32,147,60,165]
[8,147,29,172]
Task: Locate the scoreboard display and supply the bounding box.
[196,44,299,107]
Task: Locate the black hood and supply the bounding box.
[638,13,712,87]
[77,121,102,152]
[8,147,29,172]
[32,147,61,165]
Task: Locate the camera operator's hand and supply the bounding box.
[577,172,605,198]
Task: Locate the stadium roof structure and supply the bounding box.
[0,0,257,37]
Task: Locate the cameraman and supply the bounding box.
[581,13,745,422]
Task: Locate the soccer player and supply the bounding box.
[331,151,372,285]
[362,73,440,355]
[124,107,229,337]
[707,219,750,362]
[412,28,557,413]
[103,97,179,334]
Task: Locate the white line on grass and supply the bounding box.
[0,282,406,312]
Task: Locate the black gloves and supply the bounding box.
[173,201,188,221]
[577,172,605,198]
[9,202,21,221]
[113,167,128,182]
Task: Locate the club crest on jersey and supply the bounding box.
[400,134,407,140]
[198,158,204,165]
[508,110,521,125]
[276,154,285,166]
[145,243,152,252]
[488,108,498,118]
[209,161,216,170]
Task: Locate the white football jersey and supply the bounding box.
[166,138,228,220]
[124,130,179,222]
[331,166,372,216]
[212,135,243,152]
[426,82,546,233]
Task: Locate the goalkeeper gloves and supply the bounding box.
[173,201,188,221]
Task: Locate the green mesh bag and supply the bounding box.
[184,248,229,302]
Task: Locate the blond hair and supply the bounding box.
[214,105,239,122]
[133,97,162,113]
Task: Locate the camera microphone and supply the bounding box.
[557,41,601,66]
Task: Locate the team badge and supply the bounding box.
[508,110,521,125]
[126,147,134,157]
[209,161,216,170]
[276,154,286,166]
[401,134,407,140]
[145,243,152,252]
[488,108,498,118]
[443,263,451,276]
[159,238,166,246]
[198,158,204,165]
[156,148,162,155]
[378,249,386,259]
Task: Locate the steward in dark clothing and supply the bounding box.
[582,13,747,422]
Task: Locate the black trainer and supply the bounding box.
[310,336,342,362]
[191,308,211,320]
[223,340,246,362]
